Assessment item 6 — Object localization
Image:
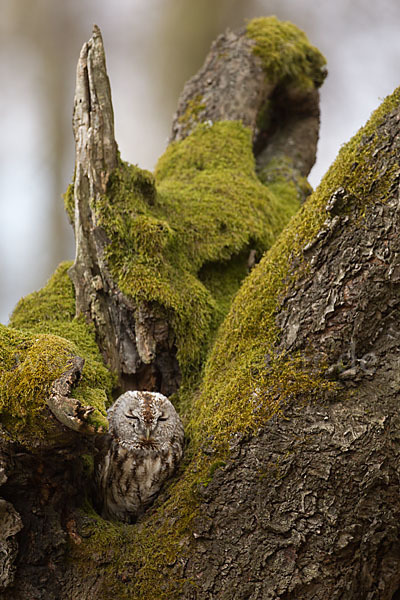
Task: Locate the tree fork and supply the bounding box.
[68,23,325,394]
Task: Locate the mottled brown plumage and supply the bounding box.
[95,391,184,523]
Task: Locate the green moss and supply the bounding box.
[56,23,331,593]
[95,121,299,378]
[81,453,95,477]
[206,459,226,482]
[177,94,206,138]
[258,156,313,204]
[315,91,400,207]
[10,261,76,326]
[198,251,250,330]
[246,16,327,88]
[0,324,77,442]
[4,262,114,441]
[13,18,397,598]
[71,458,200,600]
[64,182,75,224]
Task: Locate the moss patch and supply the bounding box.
[31,18,331,596]
[96,120,300,377]
[246,16,326,88]
[258,156,313,204]
[71,480,196,599]
[10,17,396,598]
[4,262,114,441]
[177,93,206,138]
[0,324,76,443]
[64,182,75,224]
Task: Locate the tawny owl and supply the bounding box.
[95,390,184,523]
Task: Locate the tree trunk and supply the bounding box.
[2,17,400,600]
[174,85,400,600]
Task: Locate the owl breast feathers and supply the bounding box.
[95,390,184,523]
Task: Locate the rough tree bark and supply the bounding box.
[1,17,400,600]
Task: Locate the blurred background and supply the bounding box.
[1,0,400,323]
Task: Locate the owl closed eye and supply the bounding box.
[95,390,184,523]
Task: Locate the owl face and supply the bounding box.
[107,390,182,448]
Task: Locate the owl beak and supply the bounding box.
[145,426,152,440]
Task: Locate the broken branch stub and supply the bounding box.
[69,23,118,338]
[69,27,136,386]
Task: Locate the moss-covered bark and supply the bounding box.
[173,85,400,600]
[92,121,300,381]
[5,262,113,439]
[62,84,400,600]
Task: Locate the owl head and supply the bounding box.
[107,390,183,449]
